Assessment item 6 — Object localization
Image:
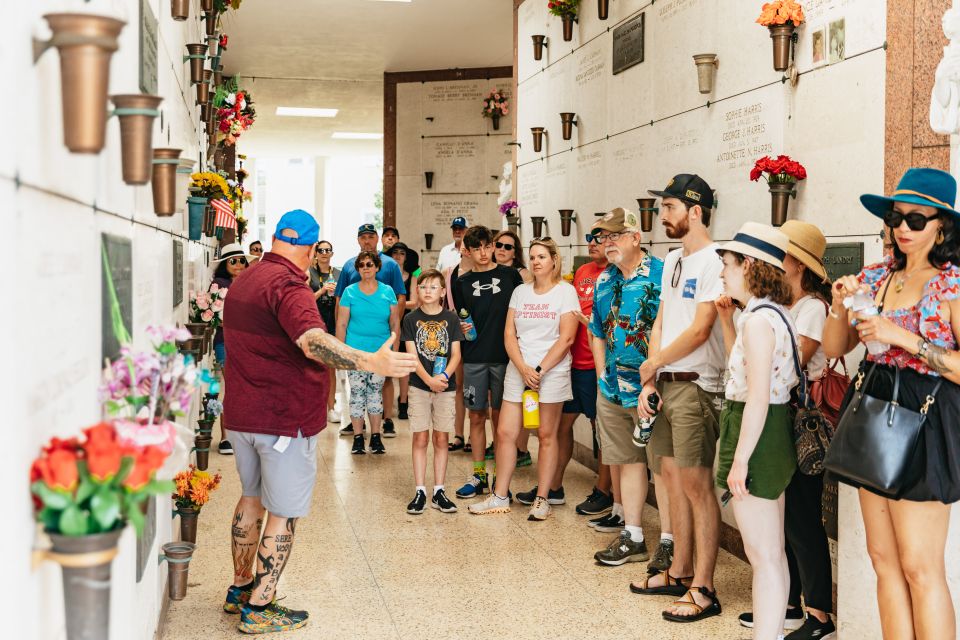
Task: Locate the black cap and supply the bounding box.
[648,174,714,210]
[386,241,409,256]
[382,225,399,236]
[357,223,377,236]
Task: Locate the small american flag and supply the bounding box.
[211,199,237,230]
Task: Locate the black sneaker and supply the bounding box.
[339,424,355,436]
[397,402,408,420]
[593,512,625,533]
[406,490,427,514]
[431,489,458,513]
[576,487,613,515]
[739,607,805,629]
[587,512,613,529]
[516,450,533,467]
[369,433,386,454]
[351,434,365,454]
[546,486,565,505]
[516,486,538,505]
[382,419,397,438]
[786,616,836,639]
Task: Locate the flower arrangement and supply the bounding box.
[213,0,243,13]
[213,77,256,146]
[756,1,805,27]
[30,423,174,536]
[482,89,508,119]
[189,284,228,328]
[547,0,580,17]
[203,398,223,421]
[499,200,519,216]
[218,34,228,50]
[750,155,808,184]
[172,465,222,511]
[189,171,230,199]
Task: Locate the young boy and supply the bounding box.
[401,269,464,514]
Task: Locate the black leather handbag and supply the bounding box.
[823,362,942,494]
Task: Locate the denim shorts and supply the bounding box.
[562,368,598,419]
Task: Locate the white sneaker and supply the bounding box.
[468,493,511,515]
[327,409,341,423]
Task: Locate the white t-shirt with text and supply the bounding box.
[508,281,580,369]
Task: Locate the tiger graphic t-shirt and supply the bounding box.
[401,308,464,392]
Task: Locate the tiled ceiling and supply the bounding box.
[220,0,514,157]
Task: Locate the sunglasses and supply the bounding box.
[590,232,626,244]
[883,210,940,232]
[250,246,262,253]
[317,248,333,254]
[530,236,552,245]
[495,241,515,251]
[671,257,683,288]
[227,257,248,266]
[358,262,376,269]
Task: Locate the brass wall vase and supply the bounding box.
[213,69,223,87]
[598,0,610,20]
[636,198,659,232]
[692,54,718,94]
[561,14,576,41]
[184,43,208,84]
[768,183,795,226]
[531,127,546,153]
[530,216,547,238]
[768,24,795,72]
[200,102,211,123]
[171,0,189,21]
[532,35,548,61]
[111,94,162,185]
[151,148,182,216]
[559,112,578,141]
[201,0,213,11]
[204,12,218,37]
[196,69,212,106]
[559,209,576,237]
[424,233,434,250]
[36,13,126,154]
[424,171,434,189]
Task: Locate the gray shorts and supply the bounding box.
[232,431,318,518]
[462,362,507,412]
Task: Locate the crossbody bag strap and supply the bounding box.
[755,304,808,405]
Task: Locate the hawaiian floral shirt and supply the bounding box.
[589,254,664,407]
[857,256,960,376]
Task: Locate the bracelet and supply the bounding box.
[828,306,842,320]
[917,338,930,360]
[441,371,450,380]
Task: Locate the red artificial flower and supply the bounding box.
[123,446,167,490]
[84,423,123,482]
[84,422,116,448]
[749,166,763,182]
[43,437,80,455]
[219,34,228,48]
[32,448,80,493]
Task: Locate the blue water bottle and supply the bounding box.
[433,351,448,376]
[459,309,477,341]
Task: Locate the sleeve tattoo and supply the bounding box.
[299,327,368,370]
[923,343,952,375]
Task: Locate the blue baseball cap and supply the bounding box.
[274,209,320,246]
[451,216,468,229]
[357,223,377,236]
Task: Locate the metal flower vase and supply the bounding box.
[160,542,196,601]
[184,43,208,84]
[152,148,182,216]
[559,210,576,237]
[171,0,189,21]
[112,94,163,185]
[769,24,795,72]
[559,112,577,141]
[187,196,208,240]
[561,14,576,41]
[531,127,546,153]
[769,182,796,226]
[177,506,199,543]
[531,216,547,238]
[532,35,548,61]
[636,198,658,232]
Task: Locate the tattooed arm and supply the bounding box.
[297,327,418,378]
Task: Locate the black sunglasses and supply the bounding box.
[883,210,940,232]
[495,241,515,251]
[227,257,248,266]
[316,247,333,254]
[358,261,376,268]
[670,257,683,288]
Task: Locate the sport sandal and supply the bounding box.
[630,570,692,596]
[662,586,722,623]
[448,435,465,452]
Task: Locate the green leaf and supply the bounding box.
[91,487,121,531]
[39,507,61,531]
[77,459,90,481]
[31,481,72,510]
[59,505,91,536]
[143,479,176,495]
[74,477,96,506]
[126,501,145,537]
[112,456,135,487]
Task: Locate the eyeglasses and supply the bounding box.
[590,232,625,244]
[883,210,940,232]
[227,257,248,266]
[671,257,683,288]
[358,262,376,269]
[495,241,515,251]
[317,248,333,254]
[417,284,442,291]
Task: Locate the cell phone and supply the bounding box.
[720,477,750,507]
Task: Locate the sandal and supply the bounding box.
[448,435,465,452]
[629,570,692,596]
[661,586,722,623]
[463,441,472,453]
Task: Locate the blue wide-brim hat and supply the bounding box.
[860,168,960,220]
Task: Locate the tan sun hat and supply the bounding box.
[718,222,789,270]
[780,220,828,282]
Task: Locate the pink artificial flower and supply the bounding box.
[196,296,210,310]
[114,419,177,455]
[211,299,224,313]
[218,288,228,299]
[209,283,220,293]
[501,108,509,115]
[201,309,214,322]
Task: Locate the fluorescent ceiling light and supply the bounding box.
[332,132,383,140]
[366,0,412,3]
[275,107,338,118]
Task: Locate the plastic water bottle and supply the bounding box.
[843,291,890,355]
[432,351,448,376]
[632,392,659,448]
[459,309,477,341]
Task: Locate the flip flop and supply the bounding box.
[448,435,465,452]
[661,586,722,623]
[629,570,692,596]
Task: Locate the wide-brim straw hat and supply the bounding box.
[780,220,828,282]
[860,167,960,219]
[718,222,789,270]
[212,242,252,263]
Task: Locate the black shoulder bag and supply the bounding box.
[756,304,834,475]
[822,276,943,493]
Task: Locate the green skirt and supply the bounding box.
[715,401,797,500]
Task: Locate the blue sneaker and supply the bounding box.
[455,473,488,499]
[223,583,253,614]
[238,602,308,634]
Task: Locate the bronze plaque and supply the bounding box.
[823,242,863,282]
[173,239,184,308]
[612,13,645,75]
[139,0,159,94]
[101,234,133,362]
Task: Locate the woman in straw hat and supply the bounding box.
[823,167,960,639]
[712,222,799,639]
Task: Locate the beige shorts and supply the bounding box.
[408,386,456,433]
[649,380,722,468]
[596,394,647,465]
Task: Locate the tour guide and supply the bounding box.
[221,209,417,634]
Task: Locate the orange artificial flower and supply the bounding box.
[123,446,167,490]
[756,0,805,27]
[84,423,123,482]
[32,448,80,493]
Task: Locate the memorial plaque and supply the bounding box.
[823,242,864,282]
[135,496,156,582]
[173,239,184,308]
[101,234,133,363]
[612,13,645,75]
[822,476,838,541]
[139,0,159,95]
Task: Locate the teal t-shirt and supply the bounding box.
[340,281,397,353]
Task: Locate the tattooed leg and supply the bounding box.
[249,515,299,606]
[231,496,265,586]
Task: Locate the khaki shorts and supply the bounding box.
[596,394,647,465]
[408,386,456,433]
[649,380,722,468]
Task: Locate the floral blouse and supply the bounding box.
[725,297,799,404]
[856,256,960,376]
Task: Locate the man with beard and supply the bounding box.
[587,209,664,568]
[632,174,727,625]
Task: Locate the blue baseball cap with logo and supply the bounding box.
[357,223,377,236]
[274,209,320,246]
[451,216,468,229]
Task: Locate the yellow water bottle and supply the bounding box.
[522,366,541,429]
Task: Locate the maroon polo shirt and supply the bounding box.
[223,252,329,437]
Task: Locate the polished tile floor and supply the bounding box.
[161,417,755,639]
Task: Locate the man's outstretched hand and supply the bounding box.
[368,333,418,377]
